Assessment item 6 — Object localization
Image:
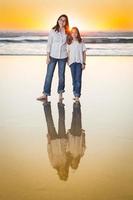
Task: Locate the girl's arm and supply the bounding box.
[82,42,87,69]
[46,52,51,65]
[82,50,86,70]
[67,44,70,65]
[46,29,53,64]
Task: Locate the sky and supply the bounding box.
[0,0,133,31]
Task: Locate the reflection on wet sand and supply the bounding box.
[43,102,86,181]
[0,56,133,199]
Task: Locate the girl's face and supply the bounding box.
[58,16,67,28]
[71,29,78,39]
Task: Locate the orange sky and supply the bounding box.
[0,0,133,31]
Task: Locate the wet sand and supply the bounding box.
[0,56,133,200]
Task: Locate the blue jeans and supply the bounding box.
[43,56,67,96]
[70,62,82,97]
[43,102,67,139]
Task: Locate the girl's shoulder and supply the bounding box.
[76,40,85,46]
[80,40,85,45]
[49,28,56,35]
[67,41,81,48]
[81,41,86,51]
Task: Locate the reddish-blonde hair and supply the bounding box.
[52,14,70,35]
[67,27,82,44]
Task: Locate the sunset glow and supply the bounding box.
[0,0,133,31]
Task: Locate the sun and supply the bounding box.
[69,15,87,31]
[68,14,99,31]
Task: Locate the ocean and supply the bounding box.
[0,31,133,55]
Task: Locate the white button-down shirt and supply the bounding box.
[46,29,68,59]
[67,40,86,66]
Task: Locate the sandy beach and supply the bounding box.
[0,55,133,200]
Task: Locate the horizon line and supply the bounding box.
[0,29,133,33]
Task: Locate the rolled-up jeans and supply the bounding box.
[42,56,67,96]
[70,62,82,97]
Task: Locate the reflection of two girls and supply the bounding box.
[43,101,86,181]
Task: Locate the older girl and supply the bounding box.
[37,14,70,101]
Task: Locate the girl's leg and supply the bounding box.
[58,102,67,138]
[70,63,76,97]
[43,102,58,139]
[37,57,57,100]
[58,58,67,100]
[43,57,57,96]
[70,102,82,136]
[75,63,82,100]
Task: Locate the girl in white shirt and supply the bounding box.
[37,14,70,102]
[67,27,86,102]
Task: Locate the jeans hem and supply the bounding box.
[57,90,65,94]
[42,91,51,96]
[73,92,81,97]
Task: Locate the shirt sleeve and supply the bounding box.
[46,29,54,53]
[82,42,86,52]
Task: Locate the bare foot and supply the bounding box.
[36,94,48,101]
[59,93,64,101]
[75,96,80,102]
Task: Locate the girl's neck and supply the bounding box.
[59,27,65,32]
[73,37,78,41]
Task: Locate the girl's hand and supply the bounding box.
[82,64,85,70]
[46,55,50,65]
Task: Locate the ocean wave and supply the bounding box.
[0,39,47,43]
[83,37,133,43]
[0,43,133,55]
[0,37,133,43]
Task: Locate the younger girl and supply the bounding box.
[67,27,86,102]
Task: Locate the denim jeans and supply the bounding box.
[43,101,67,139]
[70,102,82,136]
[70,62,82,97]
[43,56,67,96]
